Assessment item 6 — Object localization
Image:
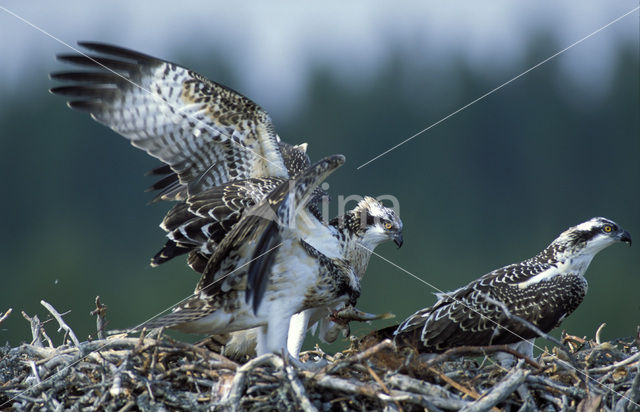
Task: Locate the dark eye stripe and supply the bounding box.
[366,213,376,226]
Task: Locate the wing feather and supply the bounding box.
[394,255,590,351]
[50,42,289,201]
[195,155,344,313]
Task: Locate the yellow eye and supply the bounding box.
[603,225,613,233]
[384,222,393,230]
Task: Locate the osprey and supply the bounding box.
[139,155,363,358]
[392,217,631,359]
[155,181,403,358]
[50,43,404,358]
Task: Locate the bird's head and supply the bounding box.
[551,217,631,257]
[350,196,403,249]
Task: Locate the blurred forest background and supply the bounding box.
[0,2,638,354]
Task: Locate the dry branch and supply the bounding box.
[1,300,639,411]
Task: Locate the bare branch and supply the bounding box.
[90,296,107,340]
[425,344,542,369]
[460,360,529,412]
[21,311,43,348]
[323,338,393,374]
[284,361,318,412]
[0,308,12,325]
[40,300,80,348]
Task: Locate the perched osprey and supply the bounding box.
[391,217,631,359]
[153,179,403,357]
[140,155,364,357]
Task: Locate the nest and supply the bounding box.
[1,300,639,411]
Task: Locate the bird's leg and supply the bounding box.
[496,339,536,368]
[521,339,535,359]
[495,350,516,368]
[287,310,311,359]
[261,313,292,356]
[256,325,269,356]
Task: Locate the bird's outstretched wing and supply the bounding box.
[50,42,288,201]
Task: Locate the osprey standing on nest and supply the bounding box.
[50,43,404,359]
[206,195,403,359]
[392,217,631,360]
[139,155,363,359]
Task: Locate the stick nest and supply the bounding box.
[1,303,639,411]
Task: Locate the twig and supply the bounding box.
[323,339,393,374]
[380,389,469,410]
[425,344,542,369]
[576,394,602,412]
[221,353,284,411]
[526,374,587,398]
[21,311,43,348]
[516,383,536,411]
[310,373,378,397]
[589,351,640,374]
[0,308,12,325]
[90,296,107,340]
[28,361,41,385]
[284,361,318,412]
[385,372,458,399]
[562,332,587,352]
[426,365,501,411]
[595,323,607,345]
[613,365,640,412]
[460,360,529,412]
[109,359,128,397]
[40,300,80,348]
[377,391,444,412]
[366,364,403,412]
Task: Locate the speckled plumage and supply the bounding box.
[49,43,405,358]
[140,155,364,356]
[212,195,404,359]
[49,42,324,268]
[50,42,295,201]
[393,217,631,353]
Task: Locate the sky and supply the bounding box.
[0,1,638,114]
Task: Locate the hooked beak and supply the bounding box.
[618,230,632,246]
[393,232,404,248]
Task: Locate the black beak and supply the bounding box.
[393,232,403,248]
[618,230,632,246]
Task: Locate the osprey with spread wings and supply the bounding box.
[50,43,403,359]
